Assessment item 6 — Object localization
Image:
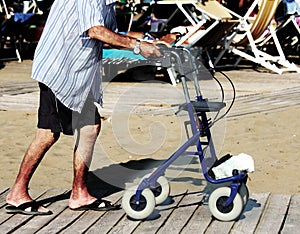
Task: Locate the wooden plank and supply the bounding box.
[281,194,300,234]
[0,188,9,195]
[155,191,204,234]
[0,188,66,233]
[255,194,291,234]
[180,195,213,234]
[230,193,270,234]
[84,206,125,233]
[132,190,188,233]
[0,189,11,225]
[60,191,123,234]
[0,188,9,208]
[205,220,235,234]
[106,213,141,234]
[34,206,84,233]
[62,209,108,233]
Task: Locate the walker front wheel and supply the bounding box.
[208,187,244,221]
[122,187,155,220]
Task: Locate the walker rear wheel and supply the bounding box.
[122,187,155,220]
[208,187,244,221]
[239,183,249,206]
[142,174,170,205]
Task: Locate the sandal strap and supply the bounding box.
[18,201,38,212]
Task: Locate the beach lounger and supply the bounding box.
[258,15,300,59]
[102,48,178,85]
[216,0,300,73]
[171,0,240,72]
[173,0,238,47]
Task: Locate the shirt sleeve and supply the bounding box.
[77,0,106,36]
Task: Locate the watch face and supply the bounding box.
[134,40,141,54]
[134,47,140,54]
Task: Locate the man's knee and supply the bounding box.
[35,128,60,148]
[75,124,100,143]
[84,124,101,138]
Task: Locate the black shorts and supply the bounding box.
[37,83,101,135]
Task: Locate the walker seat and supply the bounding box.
[180,100,226,113]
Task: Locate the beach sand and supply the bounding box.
[0,60,300,197]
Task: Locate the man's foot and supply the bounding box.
[6,201,53,215]
[6,189,52,215]
[69,199,121,211]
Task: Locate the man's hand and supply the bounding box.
[140,39,173,58]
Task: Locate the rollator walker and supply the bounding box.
[120,46,249,221]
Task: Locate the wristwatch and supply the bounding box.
[133,38,141,55]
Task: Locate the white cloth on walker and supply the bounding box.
[211,153,255,179]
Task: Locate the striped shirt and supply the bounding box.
[32,0,118,112]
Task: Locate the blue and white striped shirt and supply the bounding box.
[32,0,118,112]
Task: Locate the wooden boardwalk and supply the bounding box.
[0,187,299,233]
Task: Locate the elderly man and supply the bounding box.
[6,0,164,215]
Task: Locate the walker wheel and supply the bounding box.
[122,187,155,220]
[142,174,170,205]
[239,183,249,206]
[208,187,244,221]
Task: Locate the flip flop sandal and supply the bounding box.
[6,201,53,215]
[70,199,121,211]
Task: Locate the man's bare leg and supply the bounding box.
[68,124,101,209]
[6,128,59,212]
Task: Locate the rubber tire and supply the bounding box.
[122,187,155,220]
[208,186,244,221]
[239,183,249,206]
[154,176,170,204]
[142,174,170,205]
